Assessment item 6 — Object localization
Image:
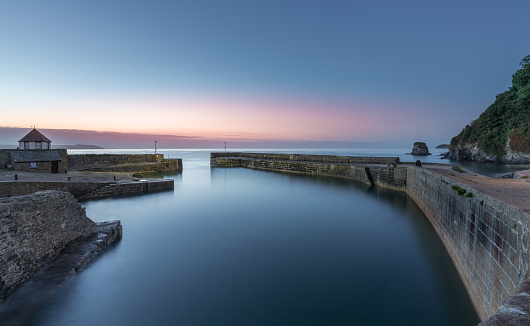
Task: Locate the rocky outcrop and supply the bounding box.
[408,142,431,155]
[0,191,95,301]
[448,142,530,164]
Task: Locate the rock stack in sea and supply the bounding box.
[409,142,431,155]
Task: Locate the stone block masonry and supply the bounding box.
[210,152,530,324]
[68,154,182,173]
[0,179,174,200]
[406,167,530,322]
[68,154,165,170]
[211,152,405,189]
[0,191,95,301]
[211,152,399,165]
[85,159,182,173]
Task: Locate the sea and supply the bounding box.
[4,147,521,326]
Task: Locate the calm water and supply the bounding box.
[3,149,481,325]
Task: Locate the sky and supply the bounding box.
[1,0,529,149]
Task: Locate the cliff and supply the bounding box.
[448,55,530,163]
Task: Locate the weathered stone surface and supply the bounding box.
[0,180,111,198]
[408,142,431,155]
[0,179,174,200]
[0,149,68,174]
[480,313,530,326]
[68,154,164,170]
[448,142,530,164]
[211,152,399,165]
[0,220,122,324]
[0,191,95,301]
[211,153,406,190]
[406,167,530,321]
[86,159,182,173]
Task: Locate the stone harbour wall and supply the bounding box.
[68,154,164,170]
[0,191,95,301]
[211,152,399,165]
[0,179,174,200]
[210,152,530,323]
[211,153,406,189]
[406,167,530,321]
[85,158,182,173]
[0,181,112,199]
[78,179,174,200]
[0,151,13,168]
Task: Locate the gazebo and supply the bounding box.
[18,128,51,150]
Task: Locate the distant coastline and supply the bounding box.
[53,144,104,149]
[0,144,103,149]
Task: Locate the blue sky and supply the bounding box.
[1,0,529,148]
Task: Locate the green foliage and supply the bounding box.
[452,166,465,173]
[465,192,474,198]
[451,185,467,196]
[450,55,530,155]
[415,142,428,149]
[507,128,530,152]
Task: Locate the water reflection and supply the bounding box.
[1,153,479,326]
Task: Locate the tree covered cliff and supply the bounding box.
[450,55,530,157]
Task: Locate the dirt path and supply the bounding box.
[424,164,530,213]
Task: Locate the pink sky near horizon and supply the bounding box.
[1,95,430,144]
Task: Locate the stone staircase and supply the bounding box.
[364,167,375,185]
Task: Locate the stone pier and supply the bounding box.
[211,152,530,324]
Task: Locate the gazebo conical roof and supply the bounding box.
[18,128,51,142]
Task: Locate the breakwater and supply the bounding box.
[0,179,174,200]
[211,152,530,324]
[211,152,406,189]
[68,153,164,169]
[68,154,182,172]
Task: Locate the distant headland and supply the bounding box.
[448,55,530,163]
